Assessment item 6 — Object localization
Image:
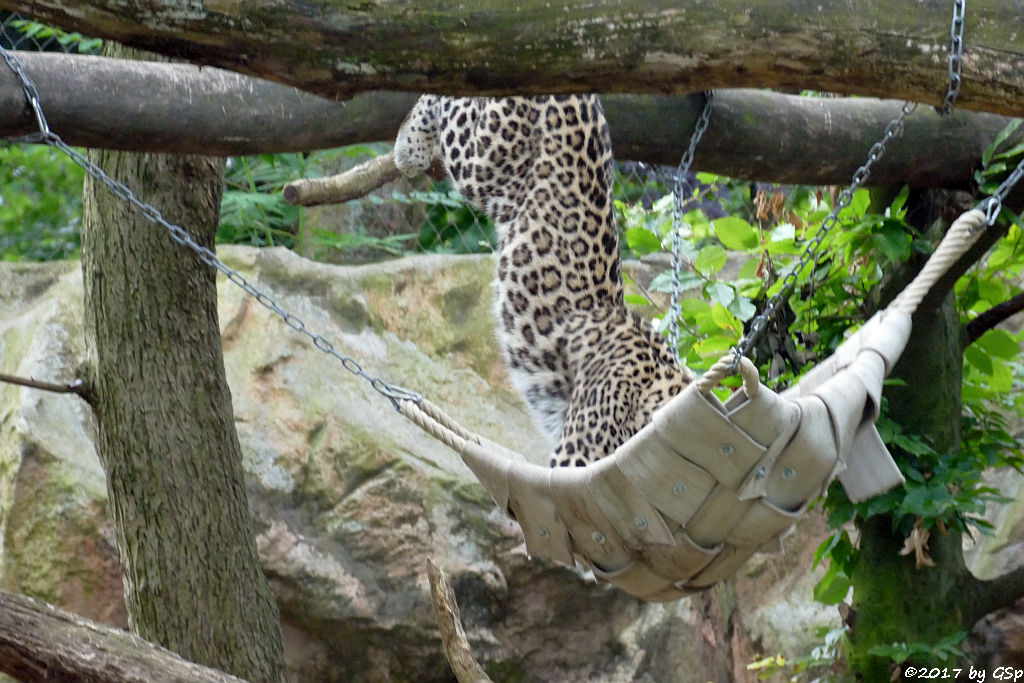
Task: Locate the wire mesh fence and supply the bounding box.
[0,13,697,268]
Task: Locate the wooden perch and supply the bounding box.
[283,151,401,206]
[8,0,1024,116]
[0,589,246,682]
[426,559,493,683]
[3,53,1019,187]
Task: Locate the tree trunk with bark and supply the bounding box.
[80,43,286,683]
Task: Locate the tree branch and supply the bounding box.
[283,151,402,206]
[0,589,247,682]
[967,565,1024,626]
[0,371,91,401]
[6,1,1024,116]
[426,559,493,683]
[965,291,1024,345]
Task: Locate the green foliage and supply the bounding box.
[866,631,967,665]
[7,18,103,53]
[747,626,850,682]
[390,179,495,253]
[0,143,84,261]
[221,146,425,258]
[220,153,308,248]
[617,179,915,374]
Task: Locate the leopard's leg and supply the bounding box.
[394,95,445,179]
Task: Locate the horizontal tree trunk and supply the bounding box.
[0,589,246,682]
[3,52,1018,188]
[5,1,1024,116]
[0,52,416,154]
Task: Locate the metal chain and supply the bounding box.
[731,101,919,368]
[667,91,714,357]
[937,0,966,116]
[0,45,422,410]
[981,156,1024,226]
[0,45,51,139]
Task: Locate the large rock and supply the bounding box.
[1,248,867,681]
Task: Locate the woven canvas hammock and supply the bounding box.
[399,208,988,602]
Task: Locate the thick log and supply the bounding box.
[0,51,417,154]
[3,1,1024,116]
[1,53,1018,188]
[0,589,246,682]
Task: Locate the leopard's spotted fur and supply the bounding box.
[394,95,693,466]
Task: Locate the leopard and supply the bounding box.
[394,94,693,467]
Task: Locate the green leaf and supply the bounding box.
[694,244,727,275]
[813,564,851,605]
[851,187,870,218]
[889,186,910,216]
[705,282,735,308]
[680,298,711,317]
[984,119,1023,166]
[625,227,662,255]
[649,270,702,293]
[964,344,994,375]
[729,295,757,322]
[709,303,739,332]
[871,223,911,262]
[712,216,759,250]
[974,328,1021,358]
[624,293,650,306]
[867,643,913,664]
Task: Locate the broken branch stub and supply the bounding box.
[283,151,401,206]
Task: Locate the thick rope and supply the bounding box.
[696,355,761,394]
[890,208,986,315]
[399,399,474,453]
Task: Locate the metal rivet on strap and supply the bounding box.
[634,516,648,530]
[719,444,735,457]
[672,482,687,496]
[592,531,606,544]
[755,466,767,479]
[538,526,549,537]
[782,467,797,480]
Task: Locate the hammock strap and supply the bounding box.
[399,398,475,453]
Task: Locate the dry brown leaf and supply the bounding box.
[898,518,936,569]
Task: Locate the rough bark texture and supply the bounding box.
[0,52,416,155]
[5,1,1024,115]
[0,589,247,683]
[4,52,1020,188]
[80,45,286,683]
[848,295,968,679]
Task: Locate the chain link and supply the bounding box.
[731,101,919,368]
[667,91,714,357]
[938,0,966,116]
[982,156,1024,226]
[0,45,422,410]
[0,45,52,138]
